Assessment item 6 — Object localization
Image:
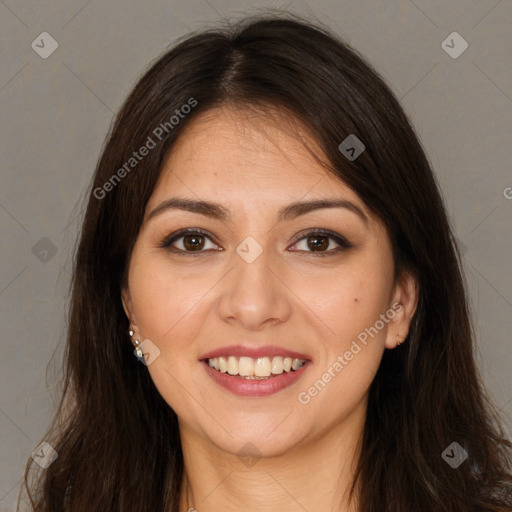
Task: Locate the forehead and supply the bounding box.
[147,105,365,214]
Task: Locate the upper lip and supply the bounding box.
[199,345,311,361]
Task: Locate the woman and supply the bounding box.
[21,12,512,512]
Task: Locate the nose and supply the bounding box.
[217,242,292,331]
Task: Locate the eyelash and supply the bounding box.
[159,227,352,257]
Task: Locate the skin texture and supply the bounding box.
[122,106,418,512]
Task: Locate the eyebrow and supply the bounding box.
[146,197,369,226]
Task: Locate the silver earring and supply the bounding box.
[128,328,143,358]
[134,339,144,358]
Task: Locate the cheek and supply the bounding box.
[127,253,209,415]
[314,271,392,407]
[298,266,391,345]
[128,250,210,343]
[297,284,388,419]
[294,257,392,404]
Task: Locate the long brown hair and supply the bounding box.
[19,12,512,511]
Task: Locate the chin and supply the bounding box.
[203,421,308,460]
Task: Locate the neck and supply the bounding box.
[177,403,365,512]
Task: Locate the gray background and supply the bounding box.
[1,0,511,509]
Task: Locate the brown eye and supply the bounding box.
[305,235,330,251]
[290,229,352,256]
[181,233,206,251]
[160,228,351,257]
[160,228,220,256]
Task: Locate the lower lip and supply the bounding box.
[201,360,311,397]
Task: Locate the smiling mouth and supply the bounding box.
[203,355,307,379]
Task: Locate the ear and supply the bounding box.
[121,287,139,332]
[384,270,418,349]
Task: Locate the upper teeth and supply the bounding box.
[207,356,306,378]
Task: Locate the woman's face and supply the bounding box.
[122,106,417,458]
